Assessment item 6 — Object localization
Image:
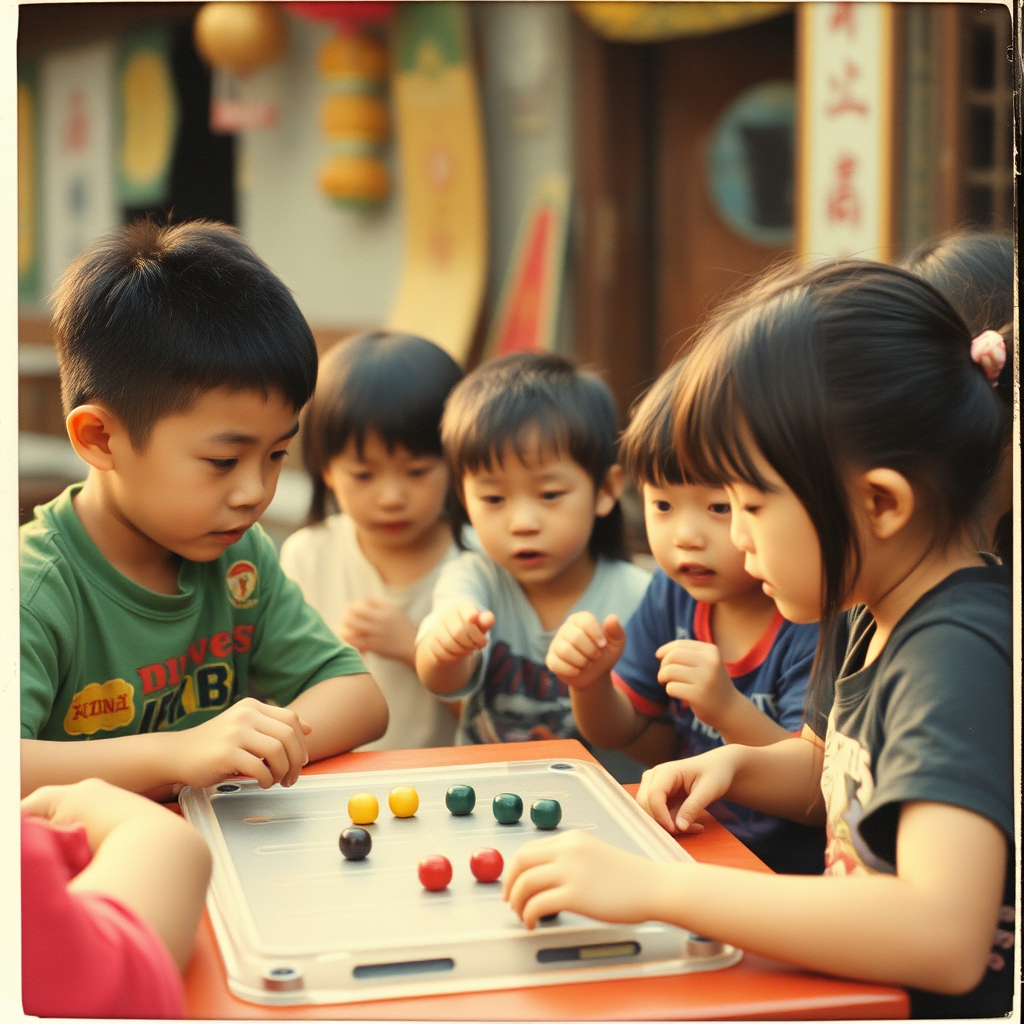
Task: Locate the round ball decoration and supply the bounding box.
[530,799,562,830]
[418,854,453,891]
[388,786,419,818]
[445,784,476,816]
[193,2,289,77]
[492,792,524,825]
[347,792,379,825]
[469,847,504,883]
[339,826,372,861]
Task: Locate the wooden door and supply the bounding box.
[572,12,796,413]
[653,13,796,368]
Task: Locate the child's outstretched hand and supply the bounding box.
[546,612,626,689]
[171,697,312,790]
[656,639,736,728]
[339,597,418,665]
[424,602,496,664]
[635,746,738,835]
[503,831,659,930]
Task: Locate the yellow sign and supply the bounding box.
[386,2,487,364]
[64,679,136,736]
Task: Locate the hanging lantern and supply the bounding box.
[193,2,288,132]
[289,3,396,208]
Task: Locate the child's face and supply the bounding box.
[642,481,760,603]
[108,387,298,561]
[323,431,450,550]
[461,439,614,592]
[724,451,823,624]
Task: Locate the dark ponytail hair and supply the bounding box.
[301,331,463,523]
[671,259,1007,708]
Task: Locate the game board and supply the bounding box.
[179,757,741,1005]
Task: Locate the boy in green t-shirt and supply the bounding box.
[21,220,389,798]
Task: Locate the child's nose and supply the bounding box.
[673,515,704,549]
[508,499,540,533]
[229,468,268,509]
[729,516,753,554]
[378,478,405,506]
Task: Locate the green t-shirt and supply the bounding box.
[21,485,366,741]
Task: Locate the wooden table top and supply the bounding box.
[181,740,909,1020]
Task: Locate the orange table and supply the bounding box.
[182,740,909,1019]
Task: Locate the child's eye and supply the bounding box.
[208,458,238,470]
[652,500,672,513]
[270,449,290,463]
[541,490,564,501]
[408,466,431,479]
[708,503,731,515]
[350,470,372,482]
[480,494,504,506]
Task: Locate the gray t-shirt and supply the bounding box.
[418,551,650,744]
[811,563,1013,1018]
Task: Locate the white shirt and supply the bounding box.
[279,514,459,750]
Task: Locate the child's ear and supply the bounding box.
[594,464,624,518]
[65,405,119,471]
[852,468,915,540]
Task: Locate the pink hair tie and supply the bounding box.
[970,330,1006,384]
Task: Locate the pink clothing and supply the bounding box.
[21,813,185,1019]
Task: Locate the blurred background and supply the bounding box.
[17,1,1017,551]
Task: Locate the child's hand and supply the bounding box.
[546,613,626,690]
[171,697,312,790]
[635,746,738,835]
[22,778,168,851]
[503,831,661,929]
[656,639,737,729]
[423,602,496,665]
[338,597,417,664]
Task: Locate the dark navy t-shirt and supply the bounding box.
[614,570,825,873]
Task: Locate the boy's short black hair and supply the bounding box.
[441,351,628,561]
[619,360,687,486]
[302,331,464,522]
[51,218,318,450]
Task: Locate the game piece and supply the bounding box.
[339,827,372,861]
[445,784,476,815]
[388,786,419,818]
[418,854,452,891]
[530,798,561,830]
[469,847,503,883]
[492,792,523,824]
[348,792,379,824]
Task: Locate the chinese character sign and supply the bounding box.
[797,3,894,260]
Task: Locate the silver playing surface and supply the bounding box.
[180,758,741,1005]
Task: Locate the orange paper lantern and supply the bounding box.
[194,2,288,77]
[321,93,389,142]
[319,154,391,206]
[318,34,388,82]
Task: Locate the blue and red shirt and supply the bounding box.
[614,569,825,873]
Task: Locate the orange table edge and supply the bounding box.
[181,740,909,1020]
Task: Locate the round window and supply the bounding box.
[707,81,795,247]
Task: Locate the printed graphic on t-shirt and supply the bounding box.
[820,722,893,876]
[226,560,259,609]
[62,626,253,737]
[63,678,135,735]
[469,641,575,743]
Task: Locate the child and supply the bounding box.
[902,230,1014,563]
[415,352,650,746]
[502,261,1014,1018]
[22,778,212,1018]
[280,331,464,750]
[21,220,389,798]
[546,359,824,874]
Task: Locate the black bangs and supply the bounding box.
[442,352,628,561]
